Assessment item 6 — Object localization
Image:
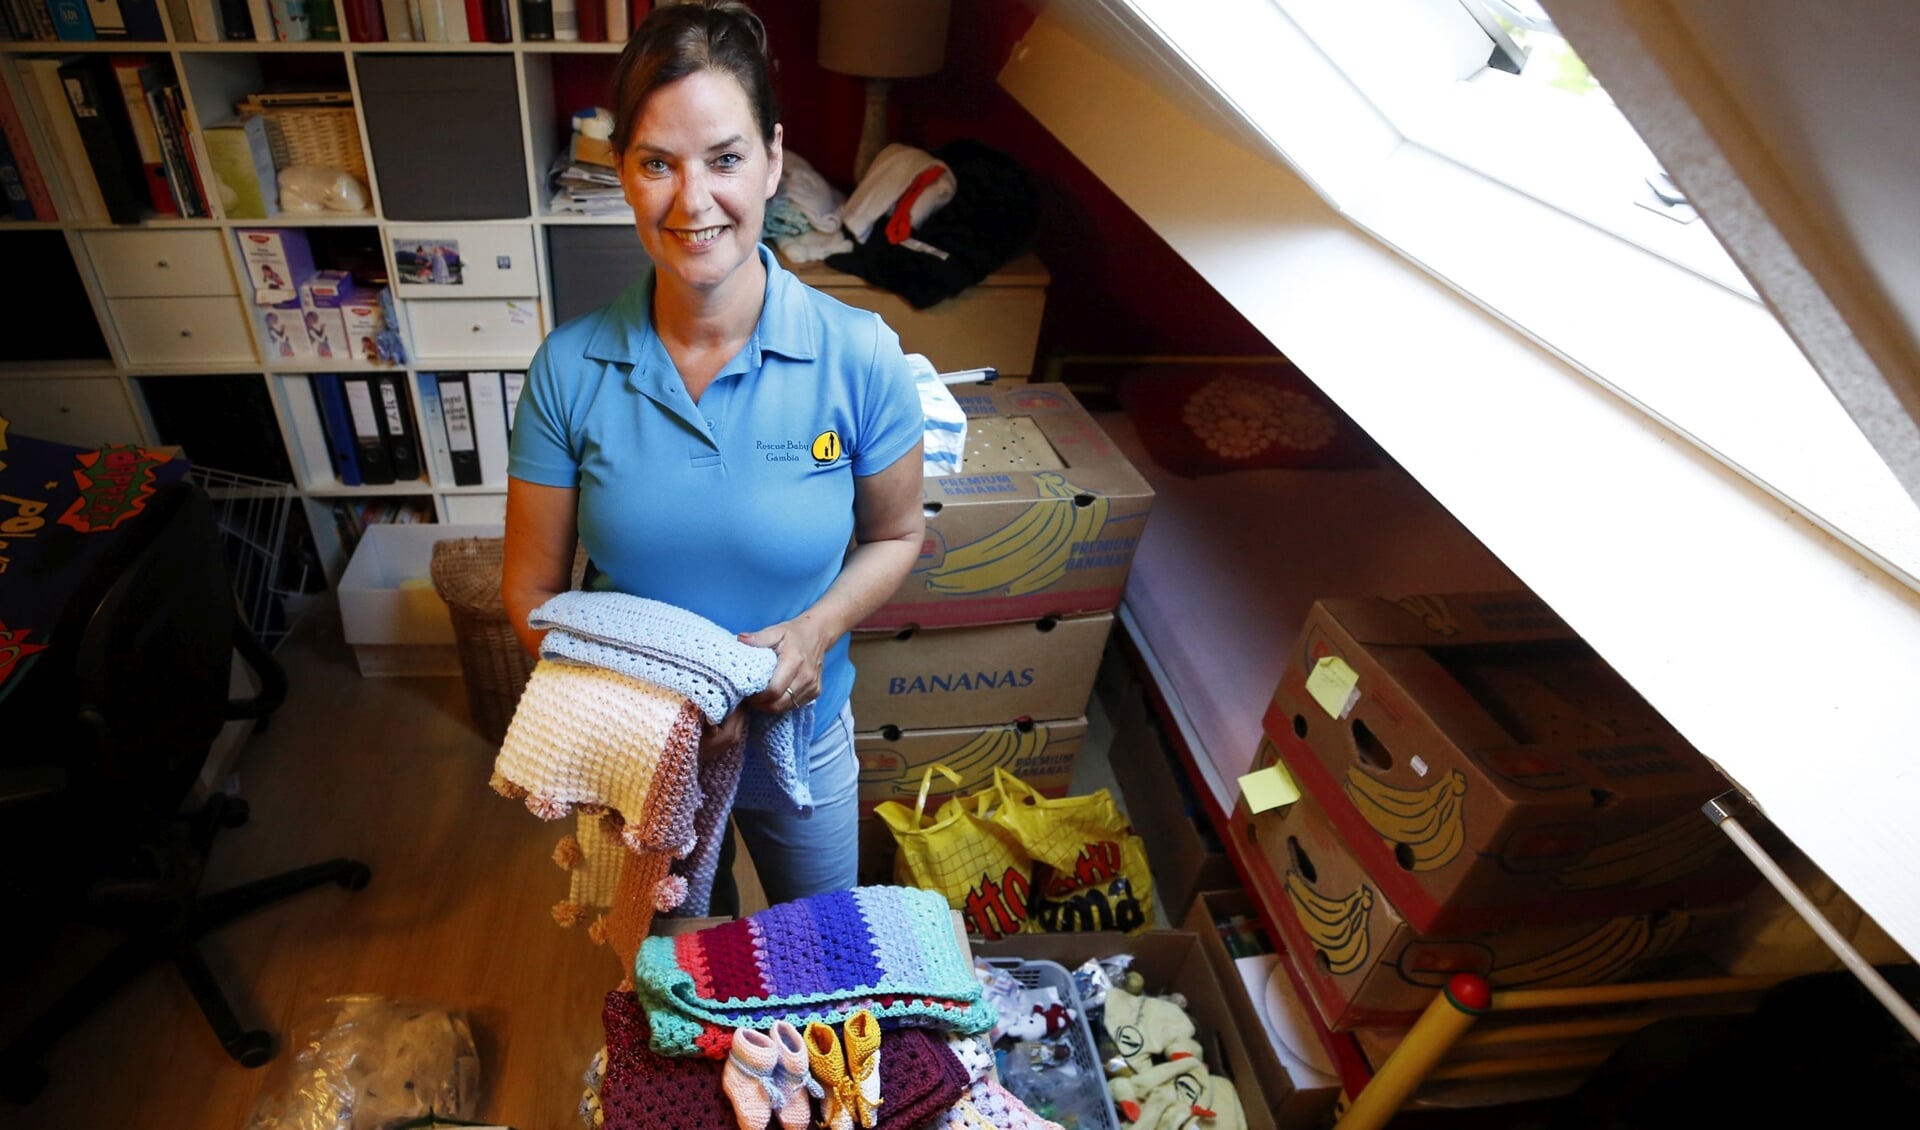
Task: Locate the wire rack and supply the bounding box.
[188,465,312,652]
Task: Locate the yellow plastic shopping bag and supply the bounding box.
[985,768,1154,934]
[873,765,1036,941]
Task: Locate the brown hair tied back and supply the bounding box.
[610,0,780,158]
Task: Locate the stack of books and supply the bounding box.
[0,54,206,223]
[547,112,628,218]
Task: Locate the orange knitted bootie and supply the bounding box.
[842,1010,883,1129]
[803,1020,857,1130]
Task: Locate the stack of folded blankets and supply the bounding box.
[577,887,1067,1130]
[491,591,816,969]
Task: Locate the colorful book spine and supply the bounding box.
[119,0,167,38]
[574,0,600,42]
[0,75,57,219]
[109,55,176,216]
[339,0,381,40]
[84,0,127,38]
[267,0,309,39]
[308,0,337,38]
[48,0,96,40]
[0,133,36,221]
[519,0,550,40]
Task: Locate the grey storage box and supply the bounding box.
[355,55,529,221]
[547,226,652,325]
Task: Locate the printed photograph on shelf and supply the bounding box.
[393,240,464,286]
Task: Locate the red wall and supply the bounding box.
[575,0,1276,365]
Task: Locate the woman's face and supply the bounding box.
[619,69,783,302]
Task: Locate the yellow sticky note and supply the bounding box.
[1239,764,1302,814]
[1306,655,1361,719]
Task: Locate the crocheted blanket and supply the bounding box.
[635,887,998,1058]
[492,661,703,964]
[600,990,734,1130]
[531,590,814,814]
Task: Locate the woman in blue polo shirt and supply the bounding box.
[501,1,924,904]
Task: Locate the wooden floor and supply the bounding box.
[0,609,766,1130]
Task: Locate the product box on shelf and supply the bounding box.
[236,227,315,305]
[861,383,1153,631]
[258,297,315,361]
[848,612,1112,731]
[338,523,505,677]
[1185,889,1344,1129]
[300,269,357,309]
[1262,592,1754,936]
[301,307,350,361]
[339,295,386,363]
[1231,758,1739,1032]
[854,716,1087,815]
[971,930,1300,1130]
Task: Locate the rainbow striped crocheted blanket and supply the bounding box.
[634,886,997,1058]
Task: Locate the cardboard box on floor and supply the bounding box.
[1263,592,1753,935]
[849,613,1112,731]
[1232,771,1739,1032]
[1185,890,1344,1129]
[1108,703,1239,925]
[971,930,1298,1130]
[863,383,1154,631]
[856,717,1087,815]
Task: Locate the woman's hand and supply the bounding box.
[701,706,750,761]
[739,615,832,715]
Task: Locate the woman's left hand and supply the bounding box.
[740,615,831,715]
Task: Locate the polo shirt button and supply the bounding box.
[705,418,715,429]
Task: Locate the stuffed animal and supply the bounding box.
[1110,1056,1248,1130]
[1103,988,1203,1074]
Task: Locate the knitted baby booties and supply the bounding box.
[805,1020,858,1130]
[842,1009,883,1128]
[1104,989,1204,1075]
[724,1022,811,1130]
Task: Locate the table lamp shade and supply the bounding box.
[818,0,952,79]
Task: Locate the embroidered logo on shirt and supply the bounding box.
[810,430,844,465]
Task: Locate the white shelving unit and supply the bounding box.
[0,19,1052,586]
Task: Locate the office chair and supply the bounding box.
[0,482,371,1104]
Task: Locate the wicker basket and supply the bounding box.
[430,537,534,746]
[241,101,368,181]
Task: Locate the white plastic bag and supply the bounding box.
[245,995,481,1130]
[278,165,371,214]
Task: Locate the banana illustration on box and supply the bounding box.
[1552,811,1727,891]
[1344,768,1470,871]
[923,471,1109,596]
[1287,871,1375,975]
[1488,911,1690,987]
[858,725,1050,796]
[1394,594,1460,636]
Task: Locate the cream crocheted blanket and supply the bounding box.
[492,662,704,965]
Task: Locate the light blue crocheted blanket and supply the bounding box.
[530,591,815,815]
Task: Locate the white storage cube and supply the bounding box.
[337,522,505,676]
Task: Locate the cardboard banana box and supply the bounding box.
[861,383,1154,631]
[1261,592,1757,935]
[849,612,1112,731]
[853,716,1086,816]
[1231,782,1739,1032]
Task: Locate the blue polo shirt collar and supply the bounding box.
[581,243,818,369]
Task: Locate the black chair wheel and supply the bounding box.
[0,1056,49,1105]
[233,1030,274,1068]
[219,798,250,828]
[338,864,372,891]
